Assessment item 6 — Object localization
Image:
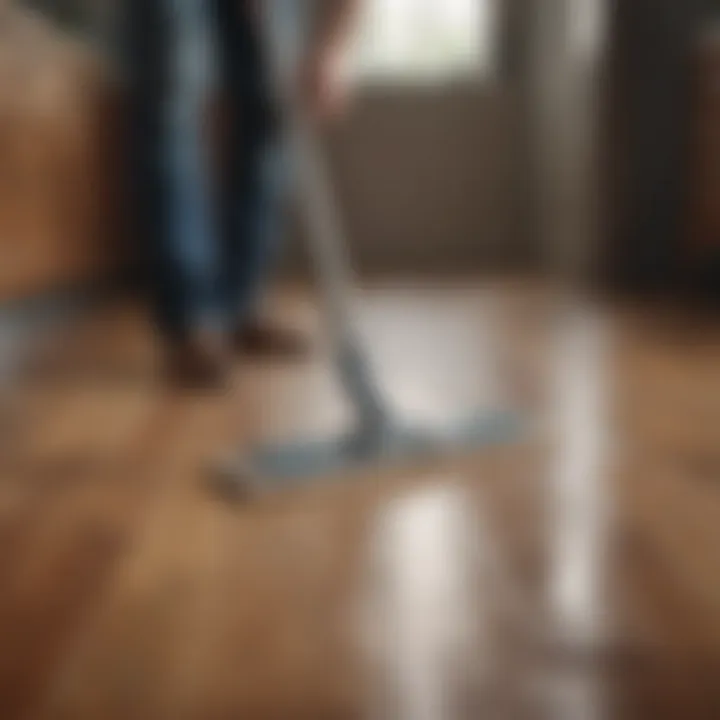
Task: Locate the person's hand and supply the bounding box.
[298,48,352,122]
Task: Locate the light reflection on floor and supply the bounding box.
[546,306,611,719]
[358,300,611,719]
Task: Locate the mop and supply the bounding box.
[214,0,518,494]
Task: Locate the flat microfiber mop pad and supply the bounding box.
[213,410,519,497]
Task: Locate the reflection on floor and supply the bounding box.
[0,279,718,719]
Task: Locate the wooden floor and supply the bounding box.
[1,280,719,719]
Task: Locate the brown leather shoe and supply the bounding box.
[165,331,230,390]
[233,318,312,360]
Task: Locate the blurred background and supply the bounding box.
[0,1,719,719]
[2,0,720,288]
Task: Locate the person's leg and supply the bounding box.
[210,0,292,333]
[125,0,220,344]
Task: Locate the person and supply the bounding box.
[124,0,361,387]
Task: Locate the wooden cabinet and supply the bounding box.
[0,7,123,300]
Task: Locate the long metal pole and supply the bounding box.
[259,1,392,434]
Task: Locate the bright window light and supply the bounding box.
[352,0,497,82]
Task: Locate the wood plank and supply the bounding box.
[0,284,717,719]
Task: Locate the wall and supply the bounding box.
[315,82,524,274]
[286,1,532,275]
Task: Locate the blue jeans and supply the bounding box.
[125,0,289,340]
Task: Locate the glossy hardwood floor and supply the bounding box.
[0,279,719,719]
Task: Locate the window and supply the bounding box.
[352,0,497,82]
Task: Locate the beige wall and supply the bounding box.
[282,0,611,279]
[312,82,526,274]
[320,83,520,268]
[285,0,534,275]
[288,0,609,278]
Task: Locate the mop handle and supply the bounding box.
[258,1,357,345]
[257,2,391,427]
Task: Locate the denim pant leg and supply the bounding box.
[221,122,290,327]
[211,0,293,327]
[126,0,219,341]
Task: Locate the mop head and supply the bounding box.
[211,411,519,499]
